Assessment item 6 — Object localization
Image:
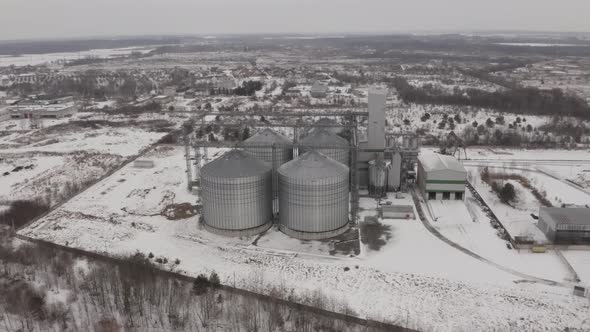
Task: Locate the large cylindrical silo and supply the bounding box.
[200,150,273,236]
[242,128,293,207]
[300,129,350,167]
[278,151,349,240]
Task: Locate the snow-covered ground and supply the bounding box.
[20,146,590,331]
[0,116,169,206]
[562,250,590,286]
[0,46,154,67]
[0,122,165,156]
[429,197,571,283]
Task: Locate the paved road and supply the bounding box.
[411,189,569,287]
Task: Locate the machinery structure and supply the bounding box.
[179,90,422,238]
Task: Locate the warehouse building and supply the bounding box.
[417,153,466,200]
[538,207,590,244]
[9,103,78,119]
[310,81,328,98]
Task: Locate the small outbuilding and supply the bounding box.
[417,153,467,200]
[381,205,415,220]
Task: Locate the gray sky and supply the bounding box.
[2,0,590,40]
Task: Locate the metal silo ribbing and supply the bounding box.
[278,151,349,239]
[201,150,273,236]
[243,129,293,209]
[299,129,350,167]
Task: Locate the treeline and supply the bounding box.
[390,76,590,118]
[9,72,152,100]
[234,80,263,96]
[0,238,397,331]
[0,200,49,229]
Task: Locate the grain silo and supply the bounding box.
[300,129,350,167]
[278,151,349,240]
[200,150,273,236]
[368,158,389,197]
[242,128,293,210]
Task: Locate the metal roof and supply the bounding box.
[243,128,291,145]
[541,207,590,226]
[368,87,388,96]
[311,81,328,93]
[382,205,414,213]
[202,149,271,178]
[278,151,348,180]
[300,128,349,147]
[418,153,466,173]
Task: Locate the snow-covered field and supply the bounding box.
[464,156,590,239]
[20,146,590,331]
[429,197,571,283]
[0,121,165,156]
[562,250,590,286]
[0,47,154,67]
[0,117,168,207]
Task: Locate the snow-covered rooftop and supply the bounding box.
[541,207,590,226]
[418,153,466,173]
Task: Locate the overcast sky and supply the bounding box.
[2,0,590,40]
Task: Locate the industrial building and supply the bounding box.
[417,153,466,200]
[357,88,420,193]
[189,86,422,239]
[278,151,350,240]
[200,150,273,236]
[538,207,590,244]
[9,103,78,119]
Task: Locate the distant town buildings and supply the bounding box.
[7,96,78,119]
[310,81,328,98]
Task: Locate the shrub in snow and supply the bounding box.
[192,274,210,295]
[499,183,516,204]
[209,271,220,285]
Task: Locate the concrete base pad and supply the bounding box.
[279,223,350,240]
[203,222,272,237]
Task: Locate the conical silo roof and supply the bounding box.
[202,149,271,178]
[300,128,349,147]
[244,128,291,145]
[278,151,348,180]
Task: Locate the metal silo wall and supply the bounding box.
[243,145,293,197]
[201,171,273,231]
[299,147,349,168]
[368,162,388,196]
[279,171,349,233]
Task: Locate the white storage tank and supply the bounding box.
[278,151,349,240]
[200,150,273,236]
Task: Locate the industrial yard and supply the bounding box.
[2,32,590,331]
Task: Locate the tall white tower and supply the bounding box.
[368,87,388,150]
